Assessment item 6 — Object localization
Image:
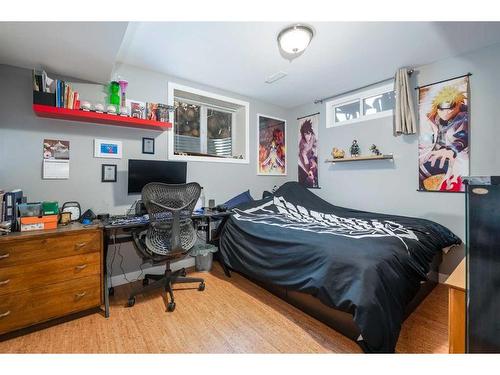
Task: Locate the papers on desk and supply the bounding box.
[43,159,69,179]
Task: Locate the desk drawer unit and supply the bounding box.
[0,226,103,335]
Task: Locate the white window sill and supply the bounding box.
[168,153,249,164]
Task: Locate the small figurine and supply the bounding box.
[350,140,360,157]
[331,147,345,159]
[370,144,382,156]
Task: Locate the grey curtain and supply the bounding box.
[394,67,417,135]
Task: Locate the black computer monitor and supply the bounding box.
[128,159,187,194]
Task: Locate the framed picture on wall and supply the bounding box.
[142,137,155,154]
[94,139,122,159]
[101,164,117,182]
[257,114,286,176]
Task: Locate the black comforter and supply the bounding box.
[219,182,461,353]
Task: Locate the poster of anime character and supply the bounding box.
[298,114,319,188]
[418,76,469,192]
[258,115,286,175]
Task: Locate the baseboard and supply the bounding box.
[109,257,195,287]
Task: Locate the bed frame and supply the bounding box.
[223,251,442,342]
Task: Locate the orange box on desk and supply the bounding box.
[20,215,58,230]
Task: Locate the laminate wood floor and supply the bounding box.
[0,264,449,353]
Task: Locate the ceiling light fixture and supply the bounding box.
[277,24,314,60]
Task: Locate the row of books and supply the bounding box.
[32,69,80,110]
[55,81,80,110]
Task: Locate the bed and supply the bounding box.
[219,182,461,353]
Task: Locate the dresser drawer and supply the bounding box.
[0,252,101,296]
[0,231,101,268]
[0,274,101,335]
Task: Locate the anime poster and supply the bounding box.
[258,115,286,175]
[298,114,319,188]
[418,76,469,192]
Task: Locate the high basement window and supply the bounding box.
[167,82,249,164]
[325,82,395,128]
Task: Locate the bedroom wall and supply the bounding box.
[288,42,500,276]
[0,63,291,282]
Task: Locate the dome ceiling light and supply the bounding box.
[277,24,314,61]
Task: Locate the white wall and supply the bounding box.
[288,42,500,275]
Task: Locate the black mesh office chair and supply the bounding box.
[127,182,205,312]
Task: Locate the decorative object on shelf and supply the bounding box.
[109,81,120,112]
[146,102,159,121]
[331,147,345,159]
[118,78,128,108]
[258,114,286,176]
[298,113,319,188]
[418,74,470,192]
[156,103,169,122]
[94,103,105,113]
[126,99,146,119]
[142,137,155,154]
[101,164,117,182]
[119,106,129,116]
[369,144,381,156]
[80,100,92,111]
[350,139,360,157]
[106,104,117,114]
[94,139,122,159]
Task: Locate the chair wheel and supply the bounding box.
[198,282,205,291]
[109,287,115,296]
[142,278,149,286]
[180,269,187,277]
[127,297,136,307]
[167,301,176,312]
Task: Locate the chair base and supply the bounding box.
[127,266,205,312]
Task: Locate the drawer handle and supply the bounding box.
[0,311,10,318]
[74,242,87,249]
[75,292,87,299]
[0,279,10,286]
[75,264,87,270]
[0,253,9,260]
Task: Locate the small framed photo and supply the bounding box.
[142,137,155,154]
[94,139,122,159]
[101,164,117,182]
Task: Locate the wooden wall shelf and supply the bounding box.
[33,104,172,131]
[325,154,394,163]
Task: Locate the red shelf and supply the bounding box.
[33,104,172,131]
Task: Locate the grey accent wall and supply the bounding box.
[288,43,500,276]
[0,63,291,278]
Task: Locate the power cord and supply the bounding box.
[114,230,145,284]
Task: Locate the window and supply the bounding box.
[167,83,249,164]
[326,82,395,128]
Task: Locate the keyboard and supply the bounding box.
[106,215,149,227]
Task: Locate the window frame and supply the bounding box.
[325,82,395,128]
[167,82,250,164]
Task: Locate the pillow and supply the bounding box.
[224,190,254,209]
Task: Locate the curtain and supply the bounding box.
[394,67,417,135]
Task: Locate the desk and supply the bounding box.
[101,210,231,317]
[444,258,466,354]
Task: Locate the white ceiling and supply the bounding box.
[117,22,500,108]
[0,22,128,83]
[1,22,500,108]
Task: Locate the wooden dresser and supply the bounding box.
[444,258,466,354]
[0,224,103,335]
